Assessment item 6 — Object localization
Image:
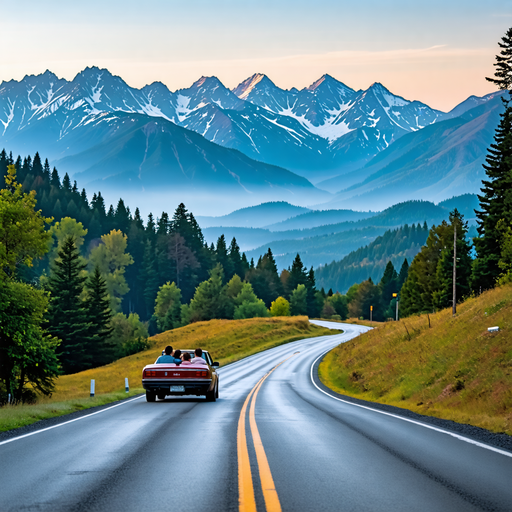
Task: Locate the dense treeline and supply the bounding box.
[0,149,334,402]
[315,223,429,294]
[0,149,247,319]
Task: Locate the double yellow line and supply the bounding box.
[237,355,296,512]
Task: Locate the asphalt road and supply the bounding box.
[1,321,511,512]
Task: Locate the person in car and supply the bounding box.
[181,352,192,365]
[191,348,207,365]
[173,349,182,361]
[155,346,181,364]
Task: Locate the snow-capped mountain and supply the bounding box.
[0,70,67,136]
[232,73,357,141]
[0,66,497,193]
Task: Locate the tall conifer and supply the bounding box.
[85,266,115,367]
[473,27,512,291]
[47,236,91,373]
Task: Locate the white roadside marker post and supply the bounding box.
[125,378,129,393]
[90,379,95,398]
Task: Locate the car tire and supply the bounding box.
[146,390,156,402]
[205,387,216,402]
[215,383,219,399]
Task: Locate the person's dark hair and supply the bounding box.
[164,345,173,355]
[173,349,181,359]
[182,352,191,361]
[194,348,203,357]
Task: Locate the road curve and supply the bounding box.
[0,321,511,512]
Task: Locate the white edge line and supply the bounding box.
[310,349,512,459]
[1,329,334,446]
[0,395,145,447]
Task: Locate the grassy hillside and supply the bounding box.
[319,284,512,435]
[1,317,336,432]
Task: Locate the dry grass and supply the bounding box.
[319,284,512,435]
[1,316,336,432]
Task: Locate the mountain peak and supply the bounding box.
[191,76,223,90]
[368,81,389,93]
[306,74,336,91]
[232,73,275,100]
[366,82,410,107]
[71,66,114,83]
[306,74,355,99]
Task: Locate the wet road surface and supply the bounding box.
[1,321,511,512]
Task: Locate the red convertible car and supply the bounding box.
[142,350,219,402]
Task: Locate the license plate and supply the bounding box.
[170,385,185,392]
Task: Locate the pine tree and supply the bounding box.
[400,212,472,316]
[146,213,156,245]
[397,258,409,290]
[246,248,282,307]
[215,234,234,282]
[42,159,51,184]
[287,253,308,296]
[85,266,115,367]
[47,236,92,373]
[433,210,473,309]
[306,266,322,318]
[139,240,159,319]
[62,173,71,191]
[157,212,170,236]
[229,237,244,278]
[472,105,512,290]
[473,27,512,291]
[379,261,398,304]
[32,152,43,176]
[50,168,60,189]
[114,199,131,235]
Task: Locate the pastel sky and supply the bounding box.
[1,0,511,111]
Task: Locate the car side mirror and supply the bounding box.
[212,362,220,368]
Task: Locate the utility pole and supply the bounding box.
[370,305,373,322]
[392,292,398,321]
[452,222,457,316]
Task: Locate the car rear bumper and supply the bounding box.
[142,379,213,395]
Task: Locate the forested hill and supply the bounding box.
[196,202,311,228]
[264,208,377,231]
[0,149,251,316]
[315,224,430,294]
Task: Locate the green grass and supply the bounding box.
[1,316,337,432]
[319,284,512,435]
[0,390,143,432]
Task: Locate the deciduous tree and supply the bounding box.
[89,230,133,311]
[269,296,290,317]
[0,280,60,404]
[290,284,308,316]
[154,282,182,332]
[0,165,52,278]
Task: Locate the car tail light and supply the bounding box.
[144,370,157,378]
[195,371,209,378]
